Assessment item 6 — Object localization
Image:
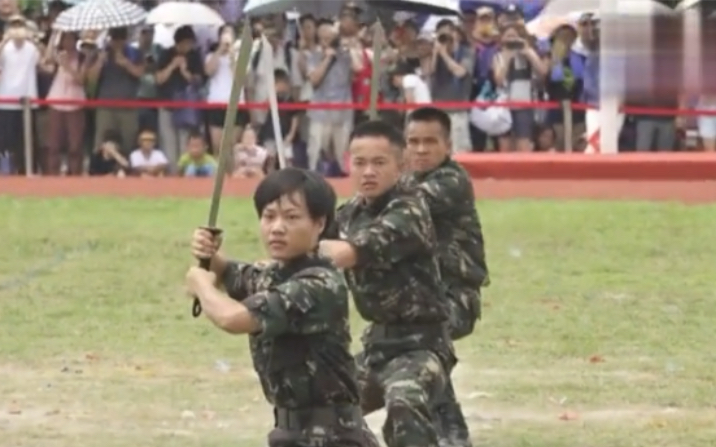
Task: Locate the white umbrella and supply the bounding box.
[538,0,675,18]
[676,0,700,10]
[52,0,147,31]
[146,2,225,26]
[243,0,460,17]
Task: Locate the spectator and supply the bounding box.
[204,24,249,155]
[87,28,144,158]
[129,129,168,177]
[88,27,144,156]
[390,62,431,108]
[534,124,557,152]
[232,126,268,178]
[43,31,87,176]
[133,25,162,133]
[0,13,41,174]
[492,24,547,152]
[259,69,300,168]
[248,24,296,127]
[306,18,360,171]
[0,0,19,36]
[155,25,204,169]
[429,19,474,153]
[296,13,318,102]
[544,24,585,151]
[470,7,500,151]
[178,130,217,177]
[88,129,130,176]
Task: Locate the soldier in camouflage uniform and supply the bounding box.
[318,121,456,447]
[186,168,380,447]
[403,107,490,447]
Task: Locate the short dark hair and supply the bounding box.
[174,25,196,44]
[436,19,456,31]
[187,129,204,142]
[349,120,405,151]
[299,14,316,26]
[274,69,290,84]
[253,168,337,240]
[316,18,334,28]
[407,107,452,136]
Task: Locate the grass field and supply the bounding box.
[1,196,716,447]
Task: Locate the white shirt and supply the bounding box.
[402,74,431,104]
[234,145,268,170]
[130,149,169,168]
[0,41,40,110]
[205,51,246,103]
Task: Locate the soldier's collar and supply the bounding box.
[359,185,397,214]
[413,156,451,180]
[273,251,331,281]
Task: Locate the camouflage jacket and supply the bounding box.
[221,254,360,409]
[336,184,454,365]
[407,157,489,288]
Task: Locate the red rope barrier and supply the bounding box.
[0,96,713,116]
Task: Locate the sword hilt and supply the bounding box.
[192,227,223,318]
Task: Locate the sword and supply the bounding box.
[192,24,254,318]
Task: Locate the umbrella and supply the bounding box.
[243,0,460,17]
[538,0,675,18]
[146,1,225,26]
[52,0,147,31]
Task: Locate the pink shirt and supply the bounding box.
[47,54,85,112]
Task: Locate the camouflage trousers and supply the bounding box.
[355,349,449,447]
[446,287,481,341]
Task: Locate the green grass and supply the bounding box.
[1,197,715,447]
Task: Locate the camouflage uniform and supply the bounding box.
[221,253,380,447]
[408,157,489,340]
[406,157,489,447]
[336,184,456,447]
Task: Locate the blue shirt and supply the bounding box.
[582,52,600,107]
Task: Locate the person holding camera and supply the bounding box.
[205,24,250,155]
[428,19,474,153]
[87,27,145,158]
[41,31,88,176]
[305,18,360,172]
[0,13,42,174]
[492,23,547,152]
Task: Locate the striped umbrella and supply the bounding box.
[52,0,147,31]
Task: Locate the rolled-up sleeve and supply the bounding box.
[221,261,263,301]
[241,271,331,339]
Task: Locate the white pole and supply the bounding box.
[261,34,287,169]
[597,0,621,155]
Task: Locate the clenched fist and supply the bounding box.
[191,227,223,260]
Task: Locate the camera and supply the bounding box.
[437,33,452,45]
[330,36,341,50]
[504,40,525,51]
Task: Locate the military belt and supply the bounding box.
[274,405,362,430]
[370,322,446,339]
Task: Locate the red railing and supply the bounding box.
[0,96,713,117]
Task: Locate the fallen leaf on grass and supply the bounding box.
[85,353,99,361]
[589,355,605,363]
[559,411,579,421]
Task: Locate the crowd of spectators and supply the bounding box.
[0,0,708,177]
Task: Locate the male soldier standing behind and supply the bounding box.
[318,121,455,447]
[186,168,380,447]
[404,107,489,447]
